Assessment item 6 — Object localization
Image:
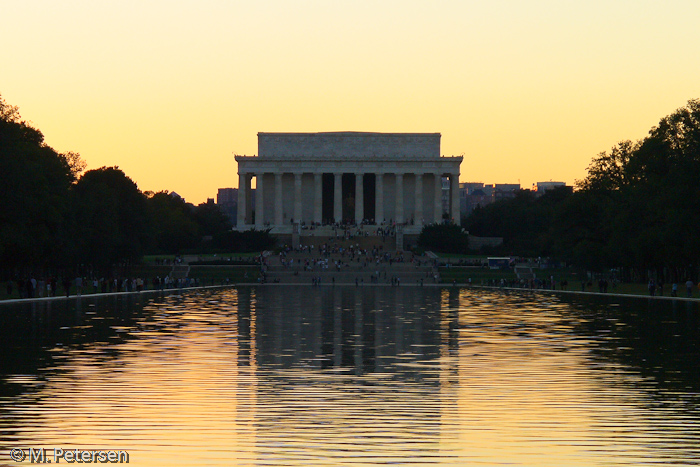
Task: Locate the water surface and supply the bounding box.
[1,286,699,466]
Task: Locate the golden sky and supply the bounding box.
[3,0,699,204]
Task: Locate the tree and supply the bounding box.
[193,200,232,237]
[578,140,638,192]
[550,189,617,271]
[70,167,150,272]
[574,98,700,279]
[145,191,200,254]
[417,223,469,254]
[0,94,76,270]
[0,95,21,122]
[464,187,572,257]
[62,151,87,178]
[213,229,276,252]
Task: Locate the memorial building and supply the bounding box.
[235,132,462,235]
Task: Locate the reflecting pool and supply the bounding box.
[1,286,700,466]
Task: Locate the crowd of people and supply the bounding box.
[647,278,698,297]
[474,275,700,298]
[5,275,210,299]
[275,242,416,270]
[477,277,607,291]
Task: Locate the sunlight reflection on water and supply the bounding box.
[1,286,699,466]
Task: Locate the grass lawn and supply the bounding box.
[439,266,693,298]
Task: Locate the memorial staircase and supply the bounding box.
[261,247,439,285]
[514,264,536,280]
[298,234,392,252]
[170,264,190,280]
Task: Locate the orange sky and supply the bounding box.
[3,0,699,204]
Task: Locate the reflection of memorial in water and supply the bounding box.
[235,285,459,463]
[244,286,450,380]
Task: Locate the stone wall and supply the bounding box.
[258,132,441,160]
[468,235,503,250]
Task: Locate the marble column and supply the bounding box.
[314,173,323,224]
[450,172,460,224]
[255,172,264,228]
[395,173,404,224]
[294,173,302,224]
[245,174,253,226]
[415,173,423,226]
[274,173,283,226]
[434,173,443,223]
[334,173,342,223]
[375,172,384,225]
[355,173,364,225]
[237,172,247,227]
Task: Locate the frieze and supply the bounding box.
[256,132,441,160]
[237,159,460,173]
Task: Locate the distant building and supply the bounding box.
[217,188,237,204]
[217,187,257,226]
[468,189,492,211]
[493,183,520,201]
[533,181,566,195]
[460,180,570,220]
[478,184,494,197]
[459,182,521,218]
[217,188,238,225]
[460,182,486,193]
[460,182,489,218]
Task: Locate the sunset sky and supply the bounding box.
[3,0,699,204]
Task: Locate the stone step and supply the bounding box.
[170,265,190,279]
[265,265,431,273]
[263,270,439,285]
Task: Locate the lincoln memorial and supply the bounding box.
[235,132,462,234]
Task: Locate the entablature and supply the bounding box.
[235,156,462,176]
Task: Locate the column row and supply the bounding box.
[238,171,460,228]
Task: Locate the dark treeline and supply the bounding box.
[465,99,700,283]
[418,224,470,254]
[0,95,271,280]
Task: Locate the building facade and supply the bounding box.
[235,132,462,233]
[459,182,522,218]
[533,181,566,195]
[216,188,239,225]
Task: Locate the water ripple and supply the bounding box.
[1,286,699,466]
